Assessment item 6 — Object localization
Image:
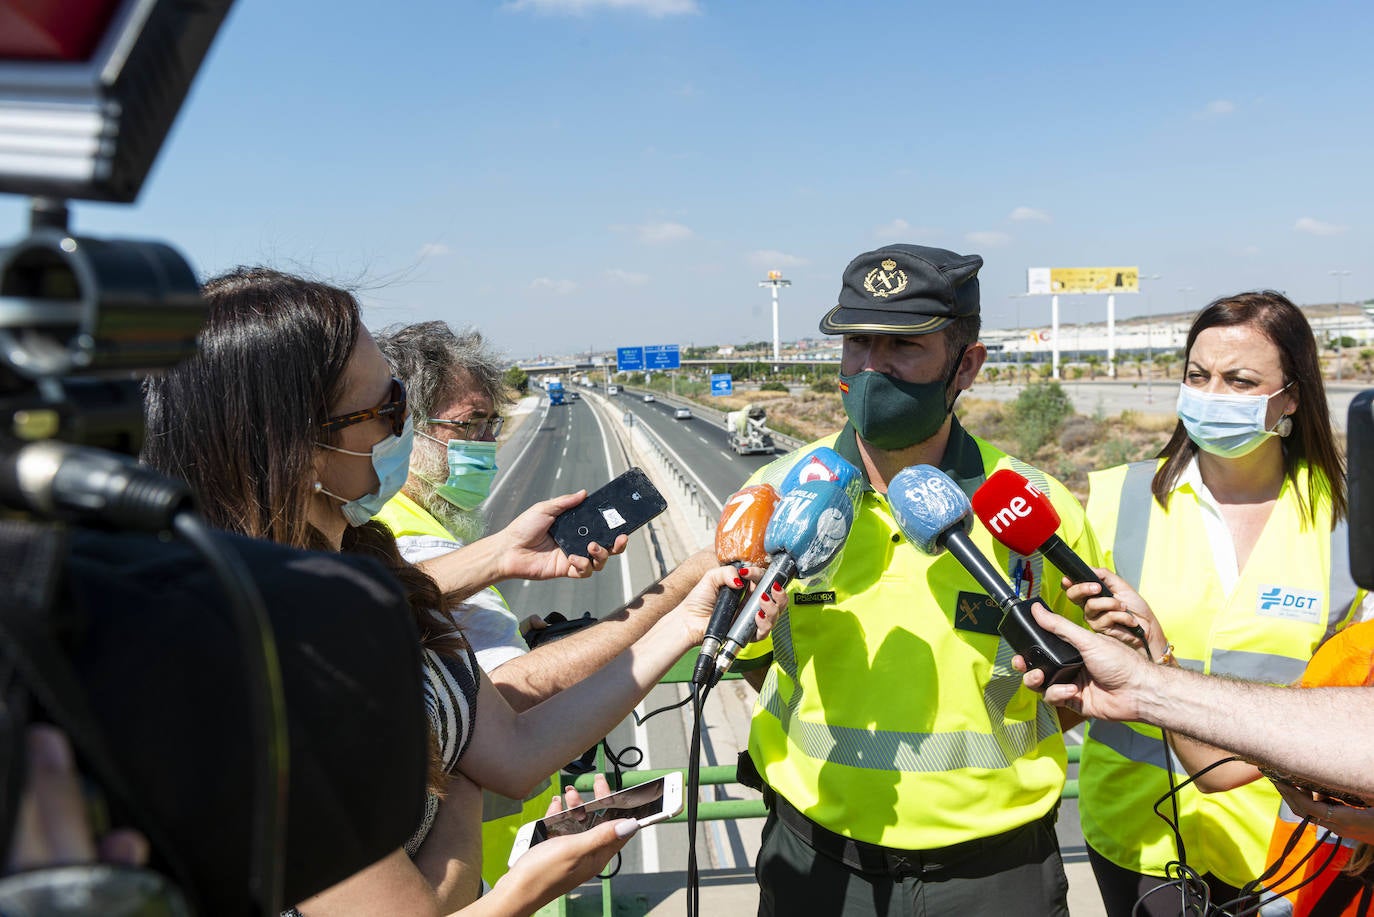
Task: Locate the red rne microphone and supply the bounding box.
[971,469,1146,642]
[694,484,780,685]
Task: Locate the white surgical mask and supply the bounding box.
[1176,382,1292,459]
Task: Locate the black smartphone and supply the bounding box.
[549,467,667,557]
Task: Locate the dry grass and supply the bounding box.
[702,389,1179,502]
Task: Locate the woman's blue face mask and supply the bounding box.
[316,414,416,525]
[1175,382,1293,458]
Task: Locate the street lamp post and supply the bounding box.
[759,270,792,367]
[1141,274,1161,404]
[1173,286,1195,385]
[1331,270,1351,383]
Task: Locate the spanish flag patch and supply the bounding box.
[838,380,849,393]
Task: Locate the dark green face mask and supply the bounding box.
[838,351,963,451]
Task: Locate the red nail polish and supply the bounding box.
[739,567,750,577]
[758,609,767,619]
[772,582,783,592]
[732,577,743,588]
[760,593,770,603]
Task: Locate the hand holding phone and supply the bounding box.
[549,467,666,558]
[507,772,684,867]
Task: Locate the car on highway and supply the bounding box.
[642,393,655,403]
[674,407,692,420]
[567,390,581,401]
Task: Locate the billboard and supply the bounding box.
[1027,267,1139,295]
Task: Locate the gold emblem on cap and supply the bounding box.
[864,260,908,299]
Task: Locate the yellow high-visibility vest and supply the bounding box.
[739,424,1099,849]
[1081,459,1360,887]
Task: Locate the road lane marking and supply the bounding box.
[555,467,562,480]
[697,436,709,445]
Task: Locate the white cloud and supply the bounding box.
[417,242,450,259]
[529,277,577,294]
[1294,217,1347,236]
[634,221,694,243]
[965,231,1012,247]
[504,0,699,16]
[605,268,650,285]
[748,250,807,269]
[1009,207,1051,223]
[1195,99,1236,119]
[871,219,943,240]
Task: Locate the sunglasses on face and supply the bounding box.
[425,414,504,441]
[319,377,408,438]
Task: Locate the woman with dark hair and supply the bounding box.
[1073,290,1371,915]
[142,267,782,916]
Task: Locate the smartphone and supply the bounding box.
[507,772,684,867]
[549,467,667,556]
[1349,390,1374,589]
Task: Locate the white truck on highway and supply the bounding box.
[726,405,775,455]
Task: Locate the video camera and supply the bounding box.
[0,3,430,914]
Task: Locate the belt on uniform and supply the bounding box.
[764,785,1055,880]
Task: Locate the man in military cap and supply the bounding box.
[736,244,1102,916]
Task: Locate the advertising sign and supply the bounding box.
[1027,267,1139,295]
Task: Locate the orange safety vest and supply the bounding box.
[1262,621,1374,916]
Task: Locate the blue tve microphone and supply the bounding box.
[888,465,1083,686]
[711,479,856,685]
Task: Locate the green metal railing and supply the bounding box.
[535,651,1082,915]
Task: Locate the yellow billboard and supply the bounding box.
[1027,266,1139,295]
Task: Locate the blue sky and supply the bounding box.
[4,0,1371,360]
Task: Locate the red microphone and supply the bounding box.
[971,469,1146,642]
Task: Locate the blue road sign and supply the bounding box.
[644,344,681,370]
[711,373,733,396]
[616,346,644,371]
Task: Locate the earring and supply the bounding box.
[1275,414,1294,438]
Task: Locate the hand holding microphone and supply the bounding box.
[711,479,856,686]
[888,465,1083,687]
[970,469,1150,648]
[693,484,780,685]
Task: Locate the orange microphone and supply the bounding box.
[693,484,780,685]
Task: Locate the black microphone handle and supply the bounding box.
[941,528,1018,609]
[713,553,797,684]
[692,568,746,685]
[1041,535,1148,643]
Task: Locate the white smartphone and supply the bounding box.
[507,772,684,867]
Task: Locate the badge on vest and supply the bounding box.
[794,591,836,606]
[953,591,1002,636]
[1255,585,1323,624]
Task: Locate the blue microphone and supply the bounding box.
[888,465,1084,687]
[712,479,856,685]
[777,446,862,504]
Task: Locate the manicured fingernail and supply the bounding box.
[760,593,770,603]
[758,609,767,619]
[771,582,783,592]
[732,577,744,588]
[614,820,640,838]
[739,567,750,577]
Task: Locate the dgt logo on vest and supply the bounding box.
[1256,586,1323,623]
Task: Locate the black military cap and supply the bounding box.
[819,243,983,335]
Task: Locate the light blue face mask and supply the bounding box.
[418,430,498,511]
[1176,382,1292,459]
[317,414,415,526]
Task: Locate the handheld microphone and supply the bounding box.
[778,446,862,502]
[712,480,856,685]
[888,465,1083,686]
[693,484,781,685]
[971,469,1146,644]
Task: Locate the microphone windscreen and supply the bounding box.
[763,480,855,577]
[715,484,780,566]
[778,446,862,502]
[888,465,973,556]
[970,469,1062,556]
